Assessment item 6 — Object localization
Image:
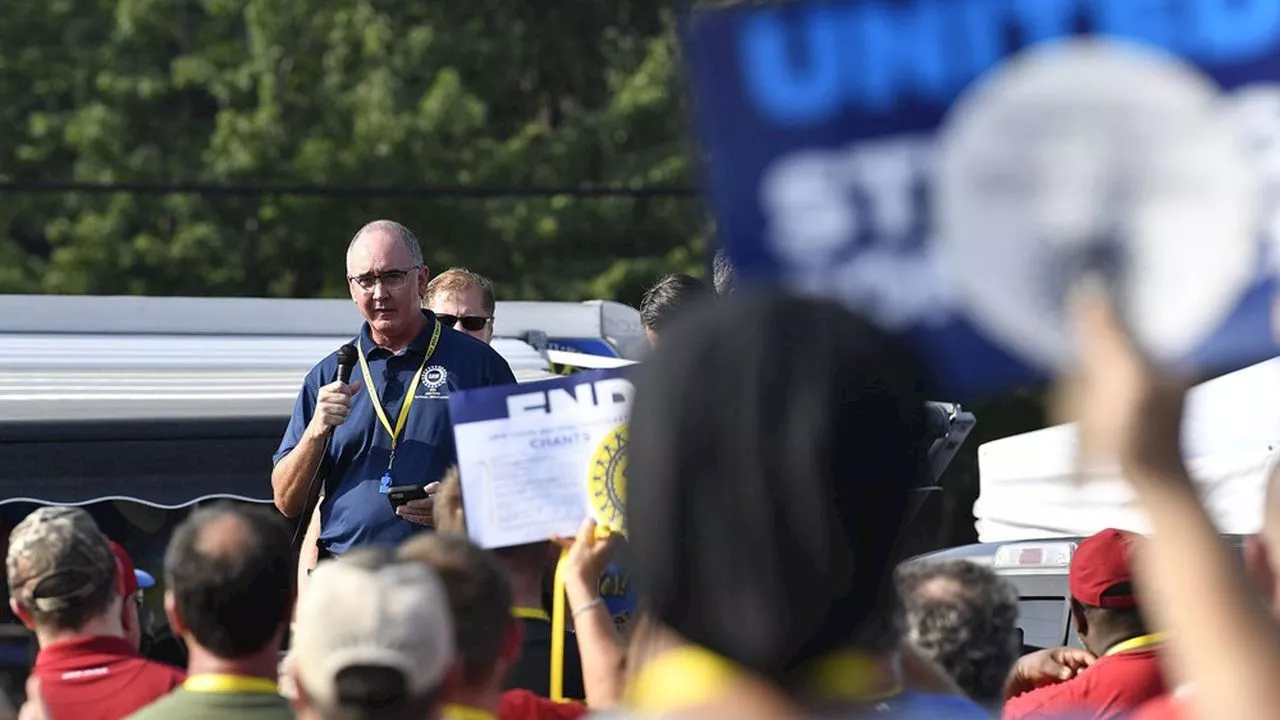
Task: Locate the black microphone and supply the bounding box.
[336,343,357,385]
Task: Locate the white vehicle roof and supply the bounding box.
[976,356,1280,542]
[0,295,641,423]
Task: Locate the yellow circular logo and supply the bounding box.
[589,423,628,535]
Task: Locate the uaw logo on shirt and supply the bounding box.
[588,423,628,535]
[416,365,450,399]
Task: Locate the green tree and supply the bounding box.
[0,0,704,302]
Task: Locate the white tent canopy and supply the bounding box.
[975,357,1280,541]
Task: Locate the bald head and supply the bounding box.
[165,503,294,658]
[347,219,423,270]
[345,219,431,345]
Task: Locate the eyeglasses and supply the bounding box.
[437,314,492,332]
[348,266,421,292]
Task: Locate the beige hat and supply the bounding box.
[292,548,454,708]
[6,507,114,613]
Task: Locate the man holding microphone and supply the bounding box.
[272,220,515,558]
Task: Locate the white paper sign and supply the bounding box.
[447,368,633,549]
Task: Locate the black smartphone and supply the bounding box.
[387,485,429,508]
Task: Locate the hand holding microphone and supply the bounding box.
[306,344,360,439]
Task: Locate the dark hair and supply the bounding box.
[398,534,513,685]
[628,290,927,686]
[712,248,735,295]
[318,666,440,720]
[19,570,115,633]
[897,560,1019,706]
[639,273,710,333]
[165,502,295,658]
[1074,582,1149,639]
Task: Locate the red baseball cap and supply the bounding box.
[1069,528,1141,608]
[108,541,155,597]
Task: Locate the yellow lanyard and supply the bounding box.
[549,526,618,701]
[183,673,279,695]
[355,320,441,458]
[625,645,903,714]
[512,606,551,623]
[442,703,495,720]
[550,548,570,701]
[1105,632,1166,656]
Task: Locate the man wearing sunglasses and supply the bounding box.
[272,220,516,560]
[424,267,496,345]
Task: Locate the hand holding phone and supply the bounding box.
[387,485,429,508]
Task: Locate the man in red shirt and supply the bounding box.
[5,507,184,719]
[1003,528,1167,720]
[398,533,589,720]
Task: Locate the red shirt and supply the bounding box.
[498,689,589,720]
[1002,647,1167,720]
[1130,692,1188,720]
[32,635,186,720]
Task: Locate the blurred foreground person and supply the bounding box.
[639,273,710,346]
[625,291,987,718]
[400,531,618,718]
[291,546,454,720]
[6,508,184,719]
[1002,528,1166,719]
[1065,288,1280,720]
[431,469,592,702]
[1132,454,1280,719]
[711,248,734,295]
[129,504,295,719]
[898,560,1019,710]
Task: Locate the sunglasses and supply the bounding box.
[437,314,491,332]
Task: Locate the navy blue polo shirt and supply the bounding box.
[274,311,516,554]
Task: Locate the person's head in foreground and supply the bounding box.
[292,546,454,720]
[897,559,1019,708]
[1068,528,1151,658]
[164,503,295,662]
[7,507,121,645]
[711,248,735,295]
[627,291,983,716]
[639,272,710,346]
[397,534,520,710]
[425,267,496,344]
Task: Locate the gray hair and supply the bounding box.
[711,248,734,295]
[896,559,1019,707]
[349,219,424,267]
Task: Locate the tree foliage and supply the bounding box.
[0,0,706,305]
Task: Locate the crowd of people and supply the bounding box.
[3,218,1279,719]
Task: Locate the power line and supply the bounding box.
[0,180,701,199]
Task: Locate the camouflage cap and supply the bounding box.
[6,507,115,613]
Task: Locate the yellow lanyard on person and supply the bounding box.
[442,703,495,720]
[624,645,904,714]
[1106,632,1166,656]
[550,548,571,701]
[512,606,551,622]
[356,320,441,471]
[183,673,280,695]
[549,524,617,701]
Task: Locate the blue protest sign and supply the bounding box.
[683,0,1280,397]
